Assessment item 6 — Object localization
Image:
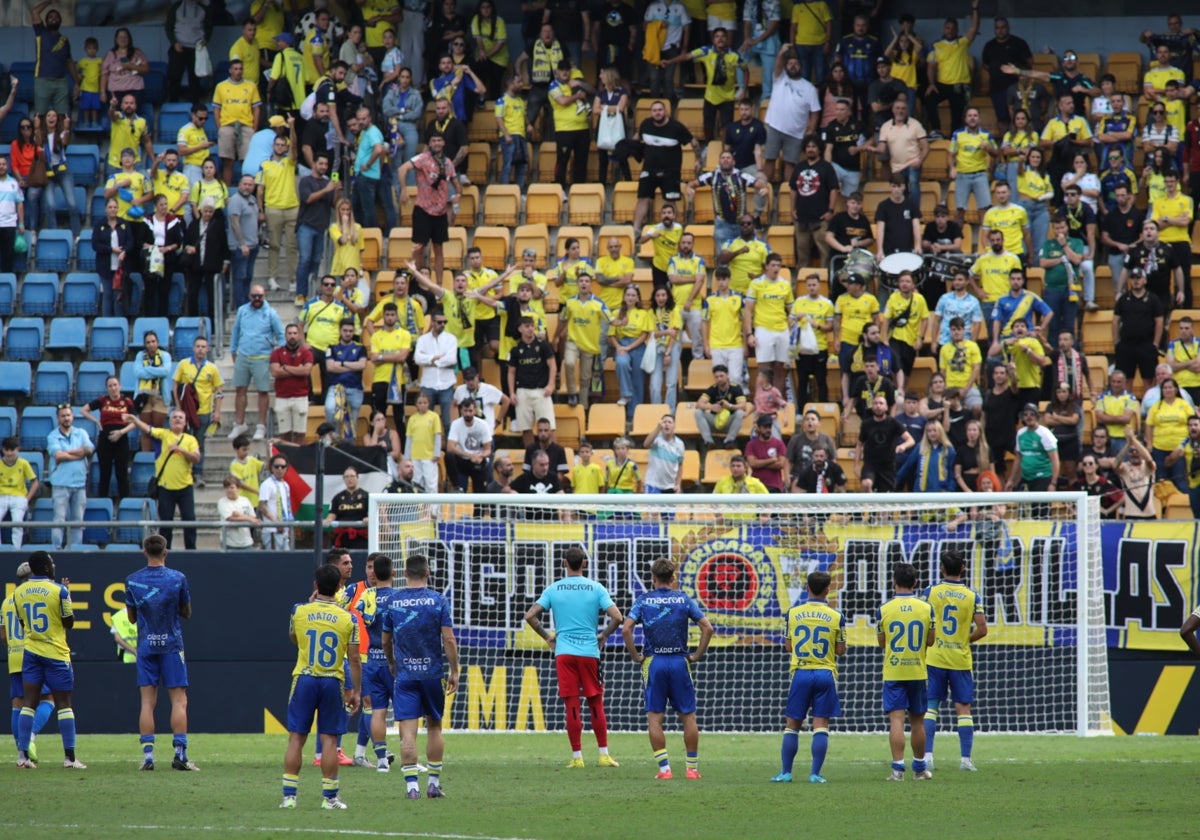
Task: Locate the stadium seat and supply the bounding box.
[27,499,55,545]
[33,361,74,405]
[71,410,98,444]
[167,272,186,317]
[512,224,550,265]
[554,404,585,449]
[534,141,557,184]
[0,406,14,440]
[76,361,116,404]
[701,449,739,486]
[444,227,469,270]
[526,184,565,225]
[596,225,636,260]
[556,226,595,259]
[0,106,28,145]
[66,144,101,185]
[472,226,511,267]
[90,188,108,222]
[90,317,130,361]
[631,403,670,438]
[19,273,59,316]
[568,183,606,225]
[62,272,101,316]
[46,185,89,228]
[5,318,44,361]
[360,227,383,271]
[83,498,114,546]
[0,362,30,398]
[586,404,626,441]
[611,182,639,224]
[837,447,860,490]
[1082,311,1115,355]
[685,359,714,393]
[482,185,521,226]
[0,273,15,315]
[158,106,192,143]
[674,98,706,140]
[129,452,158,497]
[686,224,716,264]
[130,317,171,350]
[766,226,796,268]
[457,185,480,226]
[35,229,73,272]
[386,227,414,268]
[467,142,492,184]
[19,406,57,451]
[467,105,497,142]
[73,237,96,273]
[20,451,43,485]
[46,317,87,352]
[172,317,212,358]
[116,497,157,544]
[923,141,951,182]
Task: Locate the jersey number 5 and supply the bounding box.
[792,624,831,659]
[22,602,49,634]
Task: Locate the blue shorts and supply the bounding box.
[927,665,974,706]
[883,679,927,715]
[838,341,857,375]
[393,677,446,723]
[642,655,696,715]
[79,91,102,112]
[363,659,393,710]
[22,651,73,693]
[137,651,189,688]
[785,669,842,721]
[9,673,46,699]
[287,674,347,736]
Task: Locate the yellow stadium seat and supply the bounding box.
[568,183,606,225]
[861,181,890,223]
[386,227,414,269]
[923,140,951,182]
[766,225,796,268]
[1086,355,1108,396]
[597,224,636,259]
[680,145,697,182]
[675,99,706,141]
[674,402,700,438]
[632,403,670,438]
[472,226,511,268]
[457,184,479,226]
[467,143,492,185]
[685,358,714,393]
[554,404,586,449]
[1025,267,1044,297]
[686,224,716,265]
[513,224,551,265]
[701,449,739,486]
[837,447,860,490]
[633,268,655,303]
[556,225,595,259]
[587,404,627,441]
[526,183,564,225]
[372,270,395,301]
[1168,310,1200,342]
[907,357,937,396]
[681,448,701,485]
[612,181,640,223]
[775,187,792,225]
[361,227,383,272]
[536,141,557,183]
[1082,311,1114,355]
[841,413,861,447]
[482,184,521,226]
[444,227,469,270]
[468,104,497,141]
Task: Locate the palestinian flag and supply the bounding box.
[270,443,392,521]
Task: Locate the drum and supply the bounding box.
[830,248,878,298]
[878,251,924,295]
[924,252,976,288]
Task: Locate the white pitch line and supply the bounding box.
[0,823,539,840]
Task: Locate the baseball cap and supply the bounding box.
[755,415,775,427]
[275,32,295,46]
[268,115,287,128]
[845,274,865,284]
[876,56,890,65]
[1021,403,1041,415]
[463,366,480,379]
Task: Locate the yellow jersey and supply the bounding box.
[1042,115,1092,145]
[0,457,35,497]
[691,46,745,106]
[785,598,846,677]
[1000,128,1038,162]
[329,222,364,275]
[367,326,413,385]
[612,307,653,340]
[1167,338,1200,388]
[602,457,640,492]
[302,26,330,85]
[563,295,610,356]
[1151,193,1193,244]
[981,204,1029,255]
[1164,98,1187,137]
[704,292,745,350]
[876,593,935,682]
[507,271,549,316]
[1095,391,1139,439]
[1144,65,1185,94]
[791,1,832,46]
[923,580,983,670]
[106,170,148,221]
[467,267,501,321]
[257,156,299,209]
[651,305,684,350]
[833,291,880,347]
[363,0,399,47]
[173,357,224,415]
[667,254,707,312]
[971,251,1022,302]
[270,47,307,110]
[550,257,591,302]
[77,56,102,93]
[594,255,634,310]
[1006,336,1045,390]
[572,461,604,494]
[367,294,426,336]
[495,93,527,138]
[290,599,358,683]
[230,455,264,507]
[150,428,199,491]
[439,291,477,349]
[3,593,27,672]
[747,275,794,332]
[213,79,260,127]
[884,291,929,348]
[1147,397,1196,452]
[107,115,148,167]
[721,236,770,294]
[12,577,73,661]
[229,37,262,85]
[191,178,229,211]
[931,37,971,85]
[153,170,191,212]
[949,127,994,174]
[1017,168,1052,204]
[406,409,443,460]
[301,297,349,352]
[251,0,287,49]
[648,223,684,272]
[176,123,211,168]
[939,340,981,389]
[549,69,590,132]
[790,295,835,351]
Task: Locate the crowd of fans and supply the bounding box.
[0,2,1199,548]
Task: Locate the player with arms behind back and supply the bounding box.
[281,564,361,810]
[772,570,846,784]
[381,554,460,799]
[621,557,714,780]
[876,562,936,781]
[12,550,84,769]
[525,546,624,768]
[1,562,54,766]
[922,547,987,772]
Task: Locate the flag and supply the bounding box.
[270,443,392,521]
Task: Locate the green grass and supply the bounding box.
[0,732,1191,839]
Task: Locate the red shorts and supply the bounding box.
[556,654,603,699]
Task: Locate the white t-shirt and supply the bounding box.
[452,382,505,429]
[645,434,686,490]
[218,495,256,549]
[764,74,820,139]
[0,177,24,227]
[447,417,493,456]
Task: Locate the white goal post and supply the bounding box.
[368,491,1110,736]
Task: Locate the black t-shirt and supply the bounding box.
[700,383,746,407]
[850,373,895,418]
[922,220,962,250]
[1114,289,1165,342]
[1103,205,1144,248]
[524,442,569,477]
[723,118,767,170]
[639,117,694,176]
[330,488,369,522]
[425,117,468,162]
[791,159,839,223]
[301,118,332,163]
[546,0,587,41]
[511,470,565,495]
[982,386,1022,454]
[981,35,1033,91]
[876,199,919,254]
[593,2,636,52]
[797,461,847,493]
[859,414,906,471]
[828,211,872,248]
[510,338,554,389]
[786,431,836,477]
[1057,201,1096,242]
[866,79,907,112]
[820,118,865,171]
[1124,243,1177,300]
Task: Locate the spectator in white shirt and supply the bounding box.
[258,453,294,550]
[218,476,259,549]
[453,365,510,431]
[445,400,494,492]
[414,309,460,433]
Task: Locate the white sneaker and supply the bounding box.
[228,423,249,439]
[321,796,348,810]
[914,770,933,780]
[352,756,372,768]
[925,755,933,772]
[885,769,905,782]
[63,758,88,769]
[279,796,297,809]
[253,424,266,441]
[377,759,390,773]
[960,758,977,772]
[267,277,280,292]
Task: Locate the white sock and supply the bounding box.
[355,745,366,759]
[572,750,583,759]
[407,780,419,793]
[924,753,933,762]
[599,747,610,755]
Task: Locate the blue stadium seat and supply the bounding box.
[90,188,108,221]
[104,544,144,551]
[19,451,43,486]
[172,317,211,358]
[130,452,157,497]
[118,360,138,394]
[19,274,59,316]
[27,499,56,546]
[153,142,176,160]
[126,272,144,316]
[46,186,89,228]
[90,317,130,361]
[68,544,100,552]
[76,361,116,404]
[88,458,100,495]
[0,106,29,144]
[62,273,101,316]
[0,273,15,315]
[5,318,45,361]
[35,229,73,272]
[33,361,74,405]
[116,497,156,544]
[72,409,98,443]
[0,406,15,441]
[0,362,32,398]
[83,498,114,545]
[158,105,192,142]
[143,71,166,106]
[130,317,170,350]
[75,237,97,271]
[66,145,102,185]
[19,406,57,451]
[46,317,87,352]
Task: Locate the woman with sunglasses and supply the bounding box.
[8,115,45,247]
[1141,104,1180,159]
[39,108,81,239]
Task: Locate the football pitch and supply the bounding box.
[0,732,1191,839]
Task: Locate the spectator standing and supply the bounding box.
[81,377,135,501]
[213,60,263,186]
[141,194,186,318]
[30,3,78,116]
[270,324,314,444]
[0,157,22,274]
[445,400,494,493]
[453,367,510,432]
[548,60,594,188]
[643,0,690,101]
[40,107,80,239]
[259,453,295,550]
[166,0,214,104]
[742,0,781,99]
[9,116,45,246]
[856,393,914,493]
[173,336,223,487]
[366,303,414,436]
[226,175,261,305]
[788,0,833,85]
[415,311,459,433]
[296,152,340,307]
[664,28,745,142]
[352,107,386,227]
[980,17,1032,129]
[922,2,980,139]
[790,273,835,402]
[745,415,787,492]
[517,24,566,139]
[1037,217,1085,338]
[632,104,698,235]
[399,131,459,287]
[509,317,558,447]
[100,30,150,113]
[150,148,192,224]
[1005,404,1059,493]
[257,120,300,298]
[1113,268,1165,383]
[133,331,172,450]
[324,320,368,440]
[763,47,820,186]
[125,410,200,550]
[228,283,284,442]
[218,476,259,549]
[91,197,134,317]
[46,404,92,549]
[555,274,610,410]
[790,136,839,271]
[644,415,686,494]
[182,198,229,318]
[834,16,880,123]
[693,152,767,251]
[495,74,530,188]
[609,287,652,420]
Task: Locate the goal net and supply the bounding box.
[368,491,1110,736]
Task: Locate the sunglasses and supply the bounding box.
[272,464,288,469]
[250,293,264,299]
[433,319,447,325]
[322,281,336,287]
[452,40,465,46]
[1153,110,1166,115]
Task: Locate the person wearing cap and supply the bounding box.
[694,364,747,449]
[1005,403,1059,494]
[453,366,510,432]
[103,147,152,224]
[267,32,306,116]
[105,93,154,176]
[1113,266,1165,384]
[745,414,787,492]
[1121,219,1180,309]
[832,269,880,401]
[213,59,263,187]
[241,113,290,182]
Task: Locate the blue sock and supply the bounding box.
[373,740,388,760]
[924,708,938,756]
[141,734,155,761]
[958,715,974,759]
[810,728,828,776]
[780,728,799,775]
[57,709,76,752]
[10,708,19,746]
[357,713,371,748]
[912,757,927,773]
[336,732,343,751]
[16,707,34,753]
[173,734,188,760]
[33,700,54,733]
[892,760,905,773]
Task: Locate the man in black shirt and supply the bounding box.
[296,154,339,304]
[795,447,847,493]
[693,364,747,448]
[508,317,558,447]
[593,0,638,79]
[866,58,907,133]
[980,17,1032,129]
[790,135,839,272]
[1122,219,1182,306]
[523,417,571,484]
[825,190,874,298]
[510,450,568,521]
[921,205,964,254]
[982,360,1022,472]
[845,356,896,421]
[875,175,922,259]
[821,98,867,197]
[300,101,334,173]
[1100,184,1144,293]
[633,100,699,233]
[1113,268,1165,381]
[723,100,768,220]
[856,393,914,493]
[325,467,369,549]
[545,0,590,67]
[424,98,469,184]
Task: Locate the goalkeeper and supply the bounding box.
[922,547,987,772]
